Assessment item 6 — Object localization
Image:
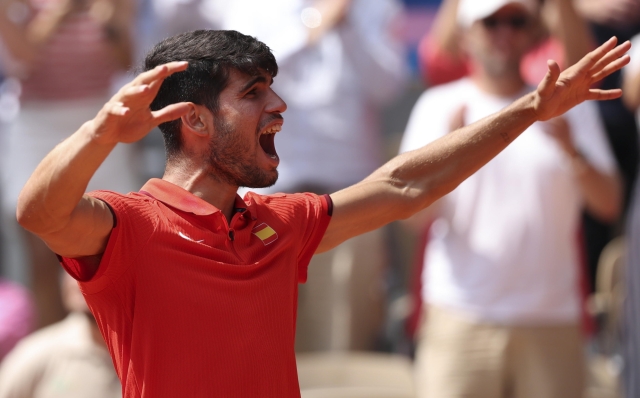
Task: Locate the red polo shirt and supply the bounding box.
[60,179,332,397]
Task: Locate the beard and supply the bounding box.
[206,116,278,188]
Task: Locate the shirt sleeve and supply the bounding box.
[564,101,618,175]
[58,191,158,293]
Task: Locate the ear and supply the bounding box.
[180,103,211,137]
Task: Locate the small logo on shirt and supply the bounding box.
[252,223,278,245]
[178,231,204,243]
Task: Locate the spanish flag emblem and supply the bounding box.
[252,223,278,245]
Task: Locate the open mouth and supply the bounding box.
[259,124,281,159]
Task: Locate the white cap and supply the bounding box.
[457,0,538,28]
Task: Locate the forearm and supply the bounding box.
[429,0,461,56]
[26,8,68,46]
[546,0,594,66]
[17,121,116,235]
[374,93,538,218]
[0,2,37,64]
[571,155,622,221]
[623,69,640,110]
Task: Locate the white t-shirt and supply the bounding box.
[400,78,617,324]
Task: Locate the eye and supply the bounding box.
[245,88,258,98]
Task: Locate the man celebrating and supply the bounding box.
[400,0,621,397]
[16,30,629,397]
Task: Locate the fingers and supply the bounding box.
[536,60,561,99]
[106,101,129,116]
[134,61,189,86]
[591,54,631,82]
[589,40,631,74]
[586,88,623,101]
[575,36,618,71]
[151,102,191,125]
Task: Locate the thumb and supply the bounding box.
[536,60,561,100]
[152,102,191,126]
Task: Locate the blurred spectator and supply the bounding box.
[620,30,640,398]
[418,0,593,86]
[399,0,621,397]
[0,278,34,361]
[0,0,139,327]
[575,0,640,294]
[0,273,120,397]
[198,0,408,351]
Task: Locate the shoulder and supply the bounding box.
[413,78,472,110]
[245,192,327,219]
[88,190,159,225]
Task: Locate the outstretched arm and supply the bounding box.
[318,37,630,252]
[16,62,190,259]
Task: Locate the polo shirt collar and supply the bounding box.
[139,178,249,216]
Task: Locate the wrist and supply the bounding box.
[83,119,119,149]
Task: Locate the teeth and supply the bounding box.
[262,125,282,135]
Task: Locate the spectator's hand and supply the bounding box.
[448,105,466,133]
[542,116,578,157]
[90,62,190,145]
[532,37,630,122]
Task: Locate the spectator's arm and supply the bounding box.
[341,0,408,105]
[429,0,461,57]
[317,39,630,252]
[544,117,622,221]
[0,0,73,66]
[307,0,351,45]
[103,0,135,70]
[543,0,594,67]
[623,66,640,110]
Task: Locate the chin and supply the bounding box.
[241,170,278,189]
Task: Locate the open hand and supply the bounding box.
[90,62,191,145]
[533,37,631,122]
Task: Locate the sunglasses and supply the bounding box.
[481,15,531,30]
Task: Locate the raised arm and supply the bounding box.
[16,62,190,259]
[318,37,630,252]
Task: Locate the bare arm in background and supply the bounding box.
[0,0,133,70]
[425,0,594,70]
[542,0,594,66]
[623,60,640,111]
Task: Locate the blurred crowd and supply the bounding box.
[0,0,639,397]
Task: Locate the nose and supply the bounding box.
[267,88,287,114]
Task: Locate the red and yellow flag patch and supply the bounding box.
[252,223,278,245]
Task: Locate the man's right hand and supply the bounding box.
[90,61,191,146]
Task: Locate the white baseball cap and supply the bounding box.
[457,0,538,28]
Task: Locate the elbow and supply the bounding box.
[16,195,37,232]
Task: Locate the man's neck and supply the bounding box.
[470,67,526,98]
[162,163,239,223]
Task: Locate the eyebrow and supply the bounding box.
[239,75,272,93]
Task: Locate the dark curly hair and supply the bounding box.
[144,30,278,160]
